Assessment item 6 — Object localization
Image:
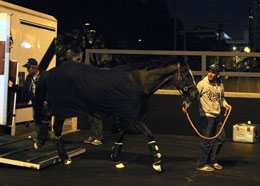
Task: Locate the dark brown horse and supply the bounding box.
[34,60,198,173]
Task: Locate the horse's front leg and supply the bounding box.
[111,121,129,169]
[137,122,164,173]
[53,119,72,165]
[33,104,51,149]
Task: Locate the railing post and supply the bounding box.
[85,49,90,65]
[202,54,207,78]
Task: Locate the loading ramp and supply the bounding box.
[0,134,86,169]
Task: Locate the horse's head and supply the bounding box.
[173,63,199,106]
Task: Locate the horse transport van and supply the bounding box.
[0,1,57,135]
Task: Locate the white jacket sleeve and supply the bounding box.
[221,83,228,107]
[196,81,203,96]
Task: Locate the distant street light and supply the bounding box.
[244,46,251,53]
[82,22,94,64]
[83,22,96,47]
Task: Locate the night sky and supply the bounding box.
[3,0,249,40]
[173,0,249,40]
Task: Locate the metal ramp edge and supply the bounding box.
[0,147,86,170]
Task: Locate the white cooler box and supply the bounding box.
[233,123,260,143]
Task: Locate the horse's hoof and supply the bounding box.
[64,158,72,165]
[33,141,42,150]
[115,162,125,169]
[33,142,39,150]
[152,163,164,173]
[33,139,45,150]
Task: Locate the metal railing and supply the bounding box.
[85,49,260,98]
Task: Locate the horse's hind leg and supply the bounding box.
[111,121,129,169]
[136,122,163,173]
[53,119,72,165]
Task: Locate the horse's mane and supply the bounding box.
[126,59,179,71]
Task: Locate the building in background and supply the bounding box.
[180,27,231,51]
[227,30,249,52]
[249,0,260,52]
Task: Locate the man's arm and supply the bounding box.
[8,76,32,102]
[196,80,203,96]
[221,84,232,116]
[35,71,49,104]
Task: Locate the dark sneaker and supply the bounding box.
[213,163,223,170]
[197,165,215,172]
[91,139,102,145]
[83,137,94,144]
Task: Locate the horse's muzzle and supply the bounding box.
[188,87,199,102]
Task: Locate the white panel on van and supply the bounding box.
[0,13,11,125]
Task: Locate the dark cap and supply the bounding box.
[208,64,221,73]
[23,58,38,68]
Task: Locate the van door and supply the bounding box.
[0,13,11,125]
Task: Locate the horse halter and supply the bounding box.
[176,63,197,94]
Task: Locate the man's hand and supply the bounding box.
[182,101,190,114]
[224,104,232,116]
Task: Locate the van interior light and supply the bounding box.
[21,41,31,48]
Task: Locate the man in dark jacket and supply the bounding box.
[8,58,49,139]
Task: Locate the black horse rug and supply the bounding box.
[34,60,198,173]
[47,61,148,121]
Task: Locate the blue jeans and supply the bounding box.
[89,114,103,141]
[197,116,225,167]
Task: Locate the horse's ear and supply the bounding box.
[184,61,190,70]
[176,61,186,68]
